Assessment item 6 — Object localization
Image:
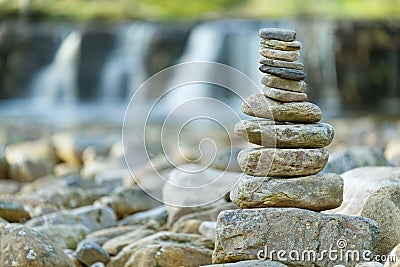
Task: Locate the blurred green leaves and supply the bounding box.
[0,0,399,21]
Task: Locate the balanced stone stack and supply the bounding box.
[232,28,343,212]
[212,28,380,266]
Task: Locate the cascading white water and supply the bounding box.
[99,22,157,102]
[161,20,276,114]
[30,30,82,107]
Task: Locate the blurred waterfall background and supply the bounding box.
[0,1,399,129]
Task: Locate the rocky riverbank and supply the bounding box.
[0,114,399,266]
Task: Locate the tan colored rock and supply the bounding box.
[213,208,379,266]
[0,224,73,266]
[262,74,306,92]
[260,39,302,51]
[108,231,214,267]
[125,243,212,267]
[231,173,343,211]
[242,94,321,123]
[235,120,334,148]
[102,226,155,255]
[264,86,307,102]
[85,225,138,246]
[259,48,299,62]
[5,139,57,182]
[237,147,329,177]
[361,186,400,255]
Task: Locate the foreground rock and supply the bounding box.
[108,231,214,267]
[213,208,379,266]
[25,206,117,231]
[325,167,400,216]
[242,94,321,123]
[33,224,89,250]
[238,148,328,177]
[0,224,73,266]
[235,120,333,148]
[231,173,343,211]
[361,186,400,255]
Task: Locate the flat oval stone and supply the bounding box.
[237,147,329,177]
[260,58,304,70]
[230,173,343,211]
[241,94,321,123]
[262,74,307,92]
[259,65,307,81]
[235,120,334,148]
[264,87,307,102]
[260,39,302,51]
[259,28,296,42]
[260,48,299,62]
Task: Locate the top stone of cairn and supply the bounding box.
[259,28,296,42]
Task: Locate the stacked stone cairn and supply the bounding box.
[211,28,380,266]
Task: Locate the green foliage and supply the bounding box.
[0,0,399,21]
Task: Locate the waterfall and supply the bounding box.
[99,22,157,102]
[30,30,82,107]
[161,20,277,114]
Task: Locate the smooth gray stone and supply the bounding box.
[260,58,304,70]
[259,65,307,81]
[234,120,334,148]
[259,28,296,41]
